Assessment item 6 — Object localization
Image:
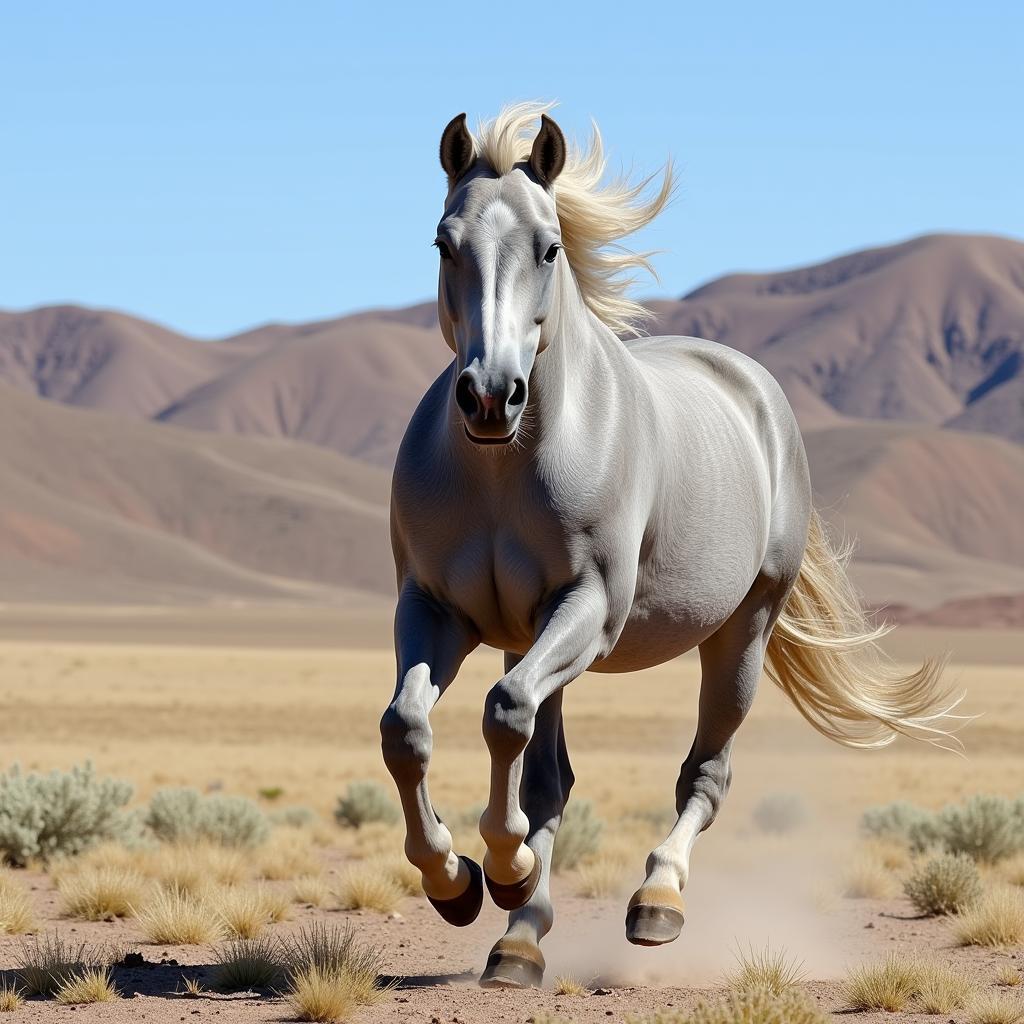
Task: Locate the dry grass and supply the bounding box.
[54,966,119,1004]
[997,964,1023,987]
[967,990,1024,1024]
[0,982,23,1012]
[903,852,982,916]
[135,886,225,945]
[996,854,1024,887]
[840,852,899,899]
[379,854,423,896]
[211,884,290,938]
[16,933,91,996]
[287,965,360,1022]
[133,842,248,895]
[725,944,806,997]
[292,875,331,908]
[333,863,404,913]
[575,856,628,899]
[58,865,149,920]
[553,975,589,996]
[0,873,37,934]
[180,975,207,997]
[916,959,974,1013]
[844,952,922,1012]
[956,886,1024,948]
[651,987,828,1023]
[213,935,282,991]
[256,828,322,881]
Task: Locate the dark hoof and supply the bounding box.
[625,902,685,946]
[426,856,483,927]
[484,853,541,911]
[479,946,545,989]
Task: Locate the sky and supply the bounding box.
[2,1,1021,337]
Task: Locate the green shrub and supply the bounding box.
[551,800,603,872]
[904,853,982,915]
[334,782,399,829]
[934,796,1024,864]
[0,764,136,866]
[860,802,935,846]
[752,794,807,835]
[145,788,269,848]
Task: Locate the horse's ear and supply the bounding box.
[529,114,566,187]
[439,113,475,185]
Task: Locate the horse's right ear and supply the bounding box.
[439,113,475,185]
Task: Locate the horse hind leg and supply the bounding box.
[480,679,573,989]
[626,581,780,946]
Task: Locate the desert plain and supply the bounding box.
[0,605,1021,1023]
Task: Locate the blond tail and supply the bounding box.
[764,510,961,749]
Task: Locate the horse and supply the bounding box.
[380,103,955,989]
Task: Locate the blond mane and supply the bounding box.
[471,102,675,336]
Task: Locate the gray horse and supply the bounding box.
[380,103,954,989]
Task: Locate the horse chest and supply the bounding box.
[432,525,564,647]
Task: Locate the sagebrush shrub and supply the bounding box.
[0,764,136,866]
[269,806,317,829]
[145,788,269,848]
[903,853,982,915]
[334,782,399,829]
[551,800,603,872]
[935,796,1024,864]
[860,802,935,846]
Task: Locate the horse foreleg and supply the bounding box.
[380,584,481,925]
[479,583,607,910]
[480,680,573,989]
[626,593,773,946]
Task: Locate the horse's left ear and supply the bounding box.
[529,114,566,187]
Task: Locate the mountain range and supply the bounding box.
[2,232,1022,623]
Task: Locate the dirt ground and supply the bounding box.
[0,607,1022,1021]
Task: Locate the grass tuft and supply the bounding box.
[956,886,1024,948]
[292,875,331,908]
[333,863,404,913]
[213,935,282,991]
[844,952,922,1012]
[840,852,899,899]
[633,987,827,1023]
[54,966,119,1005]
[0,982,23,1012]
[58,865,149,920]
[997,963,1023,987]
[16,932,91,996]
[725,944,806,997]
[0,874,37,934]
[553,974,589,996]
[135,886,225,945]
[966,989,1024,1024]
[915,959,974,1013]
[287,964,360,1022]
[551,800,603,872]
[575,856,628,899]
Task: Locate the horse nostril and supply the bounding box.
[508,378,527,408]
[455,373,480,418]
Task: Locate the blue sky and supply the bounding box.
[2,2,1021,337]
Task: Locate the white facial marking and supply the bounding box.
[477,200,519,360]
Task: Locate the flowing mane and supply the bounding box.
[471,102,675,336]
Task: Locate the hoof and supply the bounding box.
[625,887,685,946]
[479,941,545,989]
[426,856,483,927]
[484,852,541,911]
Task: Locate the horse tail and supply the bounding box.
[764,509,961,750]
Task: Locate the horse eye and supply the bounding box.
[543,243,560,264]
[435,240,453,260]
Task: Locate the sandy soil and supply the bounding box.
[0,607,1022,1021]
[0,867,1020,1023]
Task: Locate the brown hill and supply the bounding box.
[0,384,393,604]
[650,233,1024,434]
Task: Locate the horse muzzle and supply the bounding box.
[456,367,526,445]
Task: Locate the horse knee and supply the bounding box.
[482,681,537,759]
[380,704,432,786]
